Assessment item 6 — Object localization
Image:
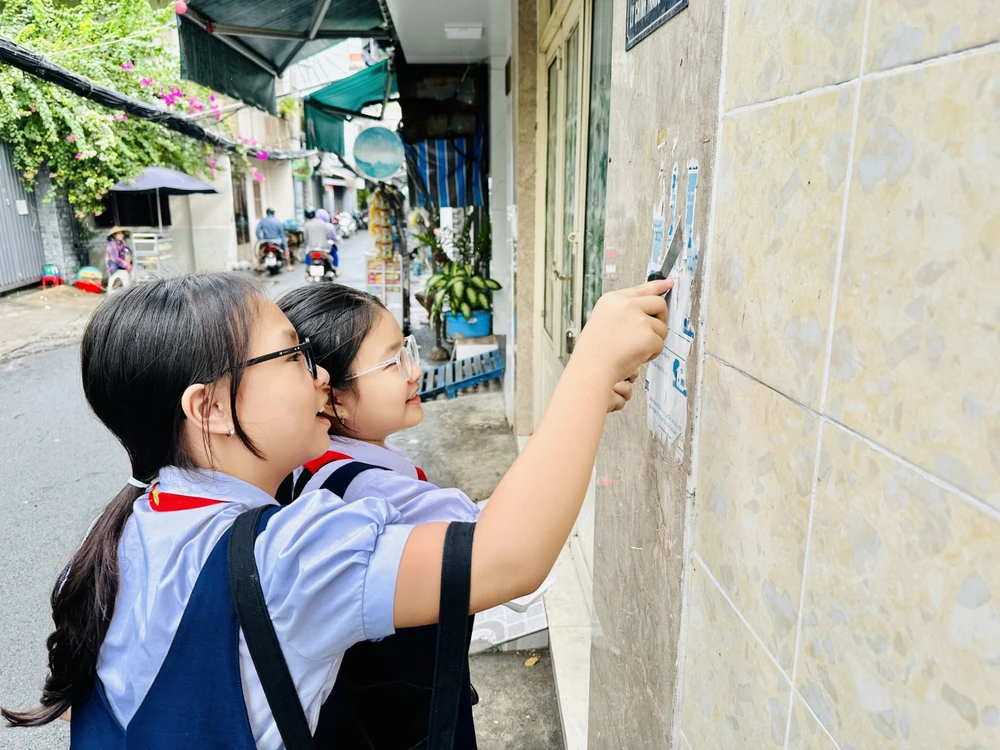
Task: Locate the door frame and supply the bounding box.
[532,0,593,427]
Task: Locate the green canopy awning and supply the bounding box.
[177,0,392,113]
[305,59,398,119]
[302,58,397,154]
[304,104,346,155]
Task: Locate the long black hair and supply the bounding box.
[2,274,265,727]
[278,284,385,436]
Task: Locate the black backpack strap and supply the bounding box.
[228,505,316,750]
[427,521,476,750]
[320,461,388,498]
[292,466,317,499]
[276,472,295,506]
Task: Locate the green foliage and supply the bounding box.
[276,96,300,121]
[0,0,244,216]
[424,260,502,323]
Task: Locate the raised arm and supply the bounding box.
[393,280,672,627]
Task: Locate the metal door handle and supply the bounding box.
[565,329,576,354]
[552,268,573,282]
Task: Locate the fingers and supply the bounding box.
[620,278,674,298]
[613,379,633,400]
[634,294,669,324]
[607,392,627,413]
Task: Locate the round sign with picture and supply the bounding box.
[353,127,404,181]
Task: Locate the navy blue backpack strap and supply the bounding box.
[291,466,316,499]
[228,505,316,750]
[427,521,476,750]
[320,461,388,498]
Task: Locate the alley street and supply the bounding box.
[0,232,370,749]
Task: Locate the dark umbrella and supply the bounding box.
[110,166,218,233]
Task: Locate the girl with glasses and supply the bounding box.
[3,272,671,749]
[276,283,647,746]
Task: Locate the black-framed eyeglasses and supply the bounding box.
[245,338,317,379]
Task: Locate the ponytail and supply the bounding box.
[2,484,143,727]
[4,272,265,728]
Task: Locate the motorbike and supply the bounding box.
[336,211,357,238]
[304,247,338,283]
[352,210,368,231]
[255,239,286,275]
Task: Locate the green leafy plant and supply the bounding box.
[0,0,248,216]
[277,96,300,121]
[424,260,501,323]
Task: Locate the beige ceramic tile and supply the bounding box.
[828,51,1000,508]
[695,357,819,670]
[708,89,854,408]
[787,695,839,750]
[866,0,1000,73]
[797,424,1000,749]
[725,0,866,110]
[680,564,791,750]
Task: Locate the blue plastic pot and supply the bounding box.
[445,310,492,338]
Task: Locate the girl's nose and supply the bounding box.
[409,364,423,384]
[315,364,331,389]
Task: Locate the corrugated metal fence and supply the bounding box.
[0,143,45,293]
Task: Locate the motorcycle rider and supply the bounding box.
[315,209,342,276]
[304,209,340,278]
[255,208,291,271]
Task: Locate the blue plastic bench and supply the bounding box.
[418,350,504,401]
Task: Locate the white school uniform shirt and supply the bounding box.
[96,466,414,750]
[293,436,481,524]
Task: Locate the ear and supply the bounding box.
[181,382,233,438]
[329,386,357,429]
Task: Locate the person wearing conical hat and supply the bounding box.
[105,226,133,279]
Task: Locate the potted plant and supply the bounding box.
[422,209,501,340]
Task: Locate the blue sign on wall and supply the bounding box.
[625,0,688,50]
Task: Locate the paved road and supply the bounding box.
[0,232,371,748]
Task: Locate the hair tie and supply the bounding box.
[127,477,148,489]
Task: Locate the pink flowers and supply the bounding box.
[120,62,133,71]
[114,112,128,123]
[65,133,76,143]
[160,86,185,107]
[74,153,83,159]
[140,77,154,87]
[251,169,265,183]
[255,151,268,160]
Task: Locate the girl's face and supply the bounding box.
[236,299,332,474]
[333,309,423,445]
[113,232,125,241]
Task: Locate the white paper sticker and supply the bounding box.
[646,158,699,458]
[15,200,28,215]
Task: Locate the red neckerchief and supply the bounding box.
[148,483,227,512]
[304,450,428,482]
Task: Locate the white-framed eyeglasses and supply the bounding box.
[347,335,419,381]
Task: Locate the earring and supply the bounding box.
[226,428,235,438]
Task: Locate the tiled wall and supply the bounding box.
[678,1,1000,748]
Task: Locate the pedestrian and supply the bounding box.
[255,208,291,270]
[277,283,636,746]
[1,273,670,748]
[104,226,133,282]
